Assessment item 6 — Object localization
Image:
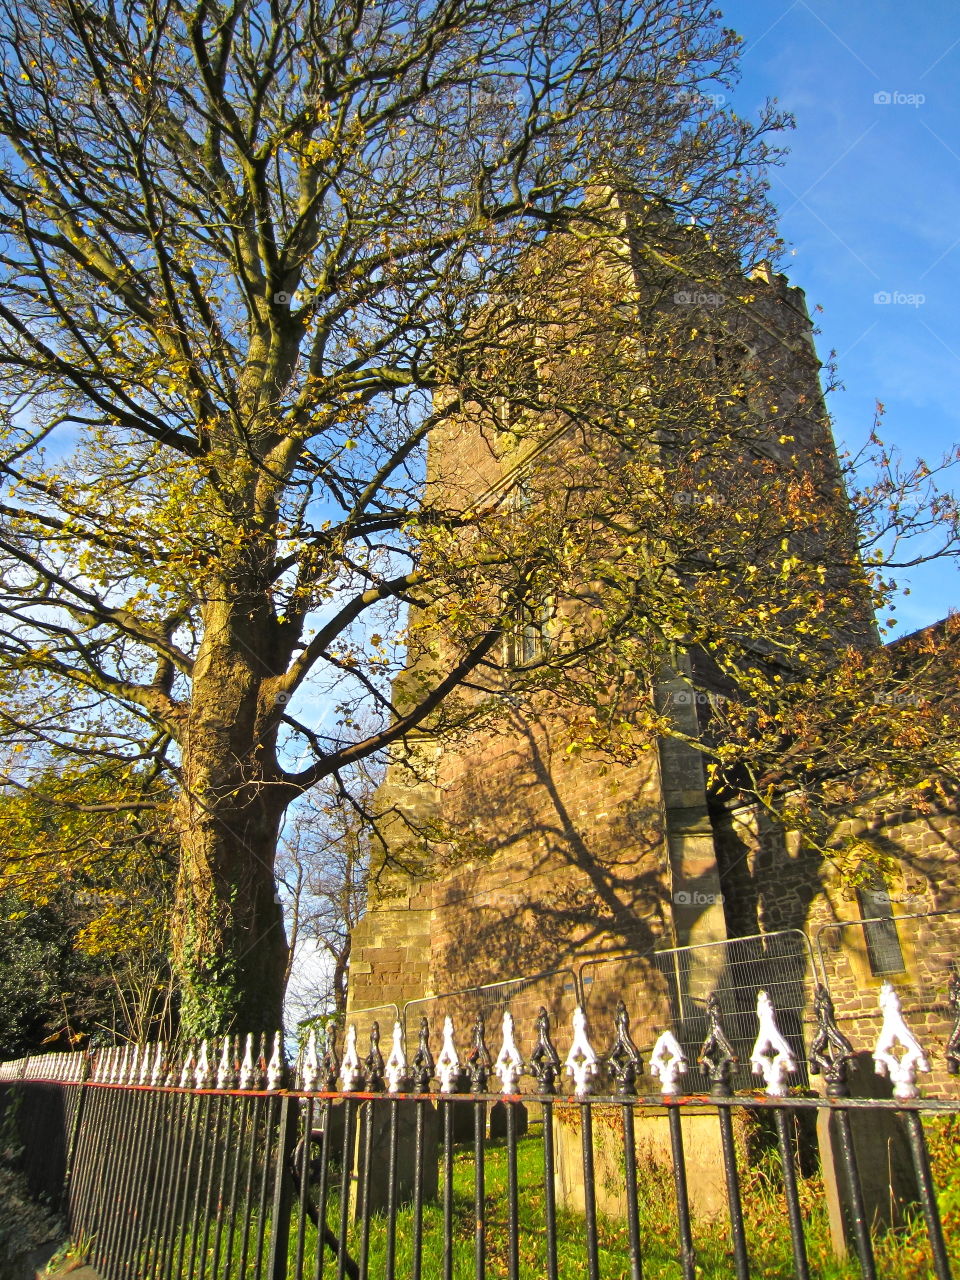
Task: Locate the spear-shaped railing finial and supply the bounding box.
[495,1011,524,1094]
[564,1007,599,1098]
[873,982,930,1099]
[650,1029,687,1095]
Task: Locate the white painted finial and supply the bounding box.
[217,1036,236,1090]
[127,1044,140,1086]
[650,1030,688,1095]
[340,1025,362,1092]
[565,1007,600,1097]
[751,990,797,1097]
[495,1012,524,1094]
[301,1029,320,1091]
[150,1042,165,1088]
[180,1046,196,1089]
[436,1016,461,1094]
[138,1045,152,1086]
[385,1022,408,1093]
[874,982,930,1099]
[195,1040,212,1089]
[238,1034,255,1090]
[267,1032,284,1090]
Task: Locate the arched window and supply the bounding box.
[855,866,906,977]
[502,598,553,667]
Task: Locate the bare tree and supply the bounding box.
[0,0,793,1032]
[278,771,372,1021]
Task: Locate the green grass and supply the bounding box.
[323,1115,960,1280]
[347,1131,736,1280]
[124,1111,960,1278]
[286,1113,960,1280]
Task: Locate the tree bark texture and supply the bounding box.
[173,586,292,1036]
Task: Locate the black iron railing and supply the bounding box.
[2,989,960,1279]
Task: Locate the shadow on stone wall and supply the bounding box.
[435,712,670,995]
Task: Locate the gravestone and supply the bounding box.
[816,1052,920,1256]
[351,1099,440,1219]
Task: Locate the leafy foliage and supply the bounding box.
[0,763,175,1048]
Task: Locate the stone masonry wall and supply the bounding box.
[348,708,682,1015]
[346,240,902,1071]
[714,799,960,1097]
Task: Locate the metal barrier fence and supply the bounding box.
[580,929,816,1092]
[400,965,580,1063]
[347,930,816,1097]
[3,988,960,1280]
[815,909,960,1093]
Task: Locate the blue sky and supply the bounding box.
[719,0,960,634]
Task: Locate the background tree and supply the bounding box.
[278,769,373,1022]
[0,760,175,1050]
[0,0,797,1033]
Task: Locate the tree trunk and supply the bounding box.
[173,594,293,1038]
[174,789,289,1038]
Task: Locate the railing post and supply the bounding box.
[666,1104,696,1280]
[830,1107,878,1280]
[59,1052,91,1217]
[904,1109,953,1280]
[717,1104,750,1280]
[268,1092,299,1280]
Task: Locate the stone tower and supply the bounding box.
[346,229,855,1029]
